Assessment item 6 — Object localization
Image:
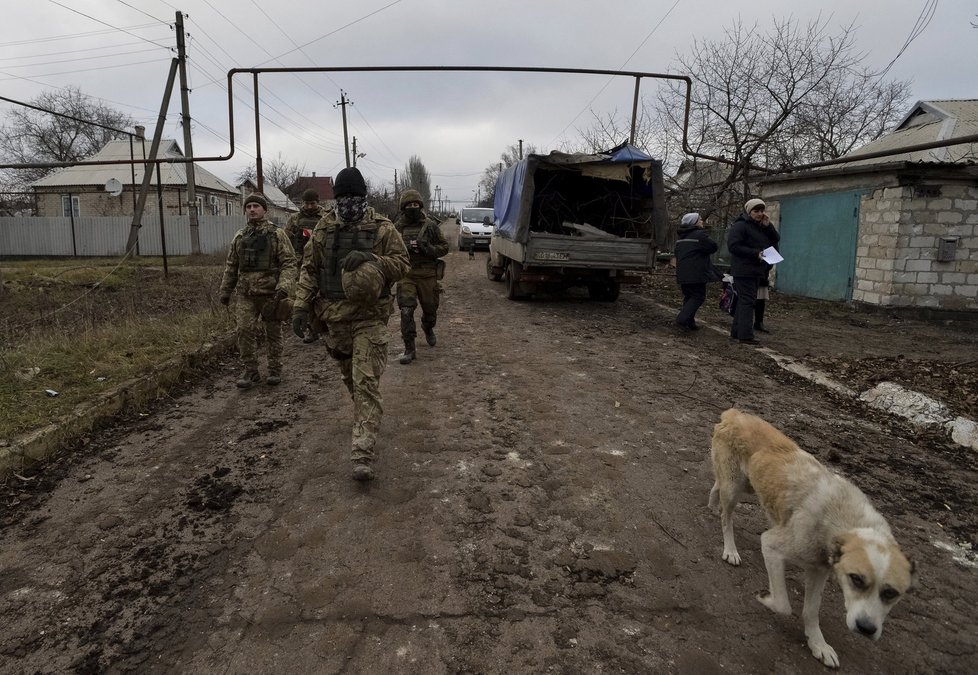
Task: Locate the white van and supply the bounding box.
[457,207,495,250]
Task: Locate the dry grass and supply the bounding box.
[0,256,233,439]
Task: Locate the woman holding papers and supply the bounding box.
[726,199,781,344]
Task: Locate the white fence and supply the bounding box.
[0,215,245,257]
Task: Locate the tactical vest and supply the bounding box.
[402,220,438,269]
[318,223,389,300]
[240,228,276,272]
[291,212,319,253]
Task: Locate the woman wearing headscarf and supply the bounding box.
[674,212,719,331]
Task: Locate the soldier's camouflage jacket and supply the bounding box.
[220,218,297,297]
[393,212,449,279]
[284,205,326,257]
[295,207,410,323]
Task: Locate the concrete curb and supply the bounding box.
[0,331,237,479]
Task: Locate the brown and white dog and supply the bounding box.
[707,408,915,668]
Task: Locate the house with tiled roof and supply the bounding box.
[30,139,240,218]
[758,99,978,315]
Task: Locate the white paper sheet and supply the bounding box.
[761,246,784,264]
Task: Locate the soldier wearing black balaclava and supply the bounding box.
[393,189,450,364]
[291,167,410,481]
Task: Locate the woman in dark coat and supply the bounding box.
[726,198,780,343]
[674,212,719,331]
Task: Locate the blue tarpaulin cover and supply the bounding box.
[492,143,653,241]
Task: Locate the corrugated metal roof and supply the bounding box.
[842,99,978,166]
[30,139,238,193]
[236,179,297,211]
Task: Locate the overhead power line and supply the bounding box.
[47,0,173,50]
[113,0,170,25]
[873,0,940,79]
[0,23,159,48]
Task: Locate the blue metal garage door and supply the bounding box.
[777,191,862,301]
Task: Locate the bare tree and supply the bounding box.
[650,16,911,223]
[478,142,539,207]
[400,155,431,205]
[0,86,134,204]
[235,153,306,192]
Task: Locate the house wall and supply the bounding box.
[35,189,240,218]
[855,185,978,310]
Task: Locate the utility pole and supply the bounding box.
[335,90,352,168]
[126,59,179,254]
[518,139,524,159]
[352,136,365,167]
[175,11,200,255]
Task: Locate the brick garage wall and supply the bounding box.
[855,185,978,310]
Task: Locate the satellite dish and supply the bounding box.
[105,178,123,197]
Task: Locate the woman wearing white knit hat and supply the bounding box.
[725,198,780,344]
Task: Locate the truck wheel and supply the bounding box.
[506,259,525,300]
[486,256,504,282]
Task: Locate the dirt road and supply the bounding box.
[2,221,976,674]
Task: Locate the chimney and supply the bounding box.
[134,125,145,139]
[312,172,316,177]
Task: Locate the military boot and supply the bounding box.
[235,369,261,389]
[398,340,416,365]
[351,460,375,481]
[266,370,282,386]
[423,325,437,347]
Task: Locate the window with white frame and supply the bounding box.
[195,196,203,216]
[61,195,80,217]
[226,200,233,215]
[209,195,219,215]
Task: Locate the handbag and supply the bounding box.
[719,281,737,316]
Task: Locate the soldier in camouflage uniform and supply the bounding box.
[291,167,410,481]
[393,189,449,364]
[220,193,297,388]
[284,189,327,343]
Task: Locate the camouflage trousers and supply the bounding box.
[324,319,389,463]
[396,275,440,342]
[234,295,283,373]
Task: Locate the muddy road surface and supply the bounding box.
[2,221,977,674]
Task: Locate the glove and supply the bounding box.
[274,287,289,301]
[341,250,373,272]
[219,294,231,306]
[419,241,437,257]
[291,309,309,338]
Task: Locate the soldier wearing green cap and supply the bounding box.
[393,189,449,364]
[219,193,297,388]
[291,167,410,481]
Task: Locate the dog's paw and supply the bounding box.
[808,638,840,668]
[721,550,741,566]
[756,593,792,615]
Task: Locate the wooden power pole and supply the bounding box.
[175,11,201,255]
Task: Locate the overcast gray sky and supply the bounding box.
[1,0,972,206]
